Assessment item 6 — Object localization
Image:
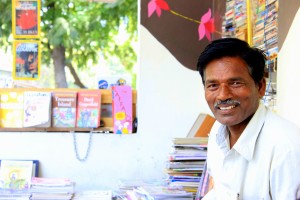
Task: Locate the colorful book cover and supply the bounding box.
[52,92,77,128]
[0,91,24,128]
[0,160,33,190]
[112,85,132,134]
[76,91,101,128]
[23,91,52,127]
[12,0,41,38]
[13,40,41,80]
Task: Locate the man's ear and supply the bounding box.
[258,78,266,98]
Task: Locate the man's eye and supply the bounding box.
[206,84,218,89]
[231,81,243,86]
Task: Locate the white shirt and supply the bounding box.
[203,102,300,200]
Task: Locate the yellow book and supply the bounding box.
[0,160,33,189]
[0,91,24,128]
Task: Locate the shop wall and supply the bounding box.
[277,7,300,126]
[0,26,210,191]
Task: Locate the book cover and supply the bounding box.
[76,90,101,128]
[0,91,24,128]
[12,0,41,38]
[13,40,41,80]
[186,114,215,138]
[52,91,77,128]
[23,91,52,127]
[0,160,33,190]
[112,85,132,134]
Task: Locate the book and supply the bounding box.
[12,0,40,38]
[73,190,112,200]
[52,91,77,128]
[0,160,39,178]
[30,177,74,199]
[0,91,24,128]
[112,85,132,134]
[13,40,41,80]
[0,160,33,190]
[186,114,215,138]
[172,137,208,145]
[23,91,52,127]
[0,189,31,200]
[76,90,101,128]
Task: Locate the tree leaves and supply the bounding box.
[0,0,137,87]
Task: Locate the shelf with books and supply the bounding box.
[0,88,137,133]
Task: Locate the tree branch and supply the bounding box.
[66,63,87,88]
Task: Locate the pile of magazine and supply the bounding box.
[0,189,31,200]
[30,177,74,200]
[115,179,193,200]
[73,190,112,200]
[166,137,208,198]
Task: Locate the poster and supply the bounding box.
[12,0,40,38]
[13,40,40,80]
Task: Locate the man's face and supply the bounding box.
[203,56,266,129]
[28,54,34,62]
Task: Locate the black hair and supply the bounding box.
[197,38,267,85]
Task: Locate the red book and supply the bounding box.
[76,91,101,128]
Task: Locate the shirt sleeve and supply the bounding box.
[270,148,300,199]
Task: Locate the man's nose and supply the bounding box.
[217,84,233,101]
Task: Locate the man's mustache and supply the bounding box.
[214,99,241,109]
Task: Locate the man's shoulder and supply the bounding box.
[265,109,300,133]
[263,109,300,149]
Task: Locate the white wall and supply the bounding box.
[277,8,300,126]
[0,26,210,191]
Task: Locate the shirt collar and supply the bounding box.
[234,102,267,161]
[216,102,267,161]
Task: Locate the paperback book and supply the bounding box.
[23,91,52,127]
[0,91,24,128]
[0,160,33,190]
[112,85,132,134]
[76,90,101,128]
[52,91,77,128]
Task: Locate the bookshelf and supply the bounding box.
[0,88,137,133]
[222,0,278,109]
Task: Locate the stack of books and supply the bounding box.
[166,137,208,199]
[116,179,193,200]
[30,177,74,200]
[73,190,112,200]
[252,0,278,57]
[0,189,31,200]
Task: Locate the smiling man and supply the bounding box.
[197,38,300,199]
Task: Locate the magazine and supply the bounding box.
[13,40,40,80]
[12,0,40,38]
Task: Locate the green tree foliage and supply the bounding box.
[0,0,137,88]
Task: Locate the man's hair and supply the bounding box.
[197,38,267,85]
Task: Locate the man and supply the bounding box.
[197,38,300,199]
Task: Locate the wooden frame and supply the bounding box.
[12,0,41,38]
[12,40,41,80]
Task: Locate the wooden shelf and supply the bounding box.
[0,88,137,133]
